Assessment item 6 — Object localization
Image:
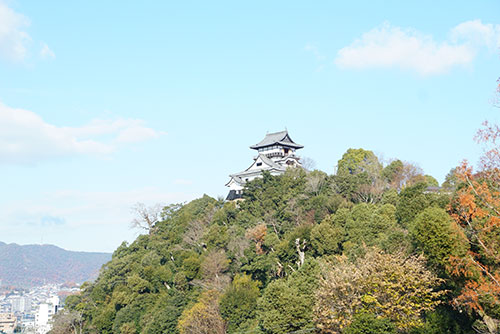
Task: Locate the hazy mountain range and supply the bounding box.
[0,242,111,288]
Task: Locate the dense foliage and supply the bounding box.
[53,146,496,333]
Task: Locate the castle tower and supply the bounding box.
[225,130,303,200]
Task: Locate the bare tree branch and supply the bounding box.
[130,202,164,235]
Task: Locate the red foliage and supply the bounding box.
[448,124,500,314]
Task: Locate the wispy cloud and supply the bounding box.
[0,0,30,61]
[16,187,191,227]
[451,19,500,49]
[305,44,326,61]
[304,43,326,71]
[40,42,55,59]
[40,215,66,226]
[0,187,196,251]
[335,20,500,75]
[0,102,164,164]
[115,124,161,143]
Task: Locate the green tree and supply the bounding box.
[424,175,439,187]
[119,322,137,334]
[310,216,344,256]
[242,169,306,235]
[410,306,475,334]
[380,188,399,206]
[382,159,404,187]
[258,279,306,333]
[91,303,115,334]
[220,274,261,333]
[344,312,396,334]
[441,168,459,192]
[337,149,382,176]
[396,182,448,227]
[182,255,201,280]
[382,160,425,191]
[410,207,467,273]
[342,203,406,257]
[334,148,384,203]
[257,260,319,334]
[141,291,186,334]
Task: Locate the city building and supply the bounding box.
[0,313,17,334]
[226,130,303,200]
[0,284,76,334]
[11,296,32,314]
[35,303,49,334]
[35,296,59,334]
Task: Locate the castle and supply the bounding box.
[226,130,303,200]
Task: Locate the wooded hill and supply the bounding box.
[0,242,111,287]
[53,146,500,334]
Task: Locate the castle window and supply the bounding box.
[257,162,262,166]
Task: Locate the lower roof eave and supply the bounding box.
[229,167,286,179]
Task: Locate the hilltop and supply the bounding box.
[54,148,487,334]
[0,242,111,288]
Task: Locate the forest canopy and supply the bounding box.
[52,141,500,333]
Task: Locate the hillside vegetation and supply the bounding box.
[0,242,111,287]
[54,147,500,333]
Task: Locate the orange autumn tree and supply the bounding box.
[246,223,267,255]
[448,121,500,333]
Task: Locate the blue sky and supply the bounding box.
[0,1,499,252]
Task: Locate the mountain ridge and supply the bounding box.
[0,241,111,288]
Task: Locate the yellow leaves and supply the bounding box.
[119,322,137,334]
[314,248,444,332]
[178,290,226,334]
[360,294,378,305]
[246,223,267,254]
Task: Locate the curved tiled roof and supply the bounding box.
[229,154,286,180]
[250,130,304,150]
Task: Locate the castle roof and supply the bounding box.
[250,130,304,150]
[227,154,286,181]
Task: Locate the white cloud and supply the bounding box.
[0,187,196,251]
[335,20,500,75]
[0,102,164,164]
[451,19,500,49]
[40,42,55,59]
[0,1,30,61]
[115,123,162,143]
[63,118,165,143]
[34,187,192,227]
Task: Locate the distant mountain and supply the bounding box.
[0,242,111,288]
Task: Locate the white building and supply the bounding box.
[36,303,49,334]
[11,296,32,313]
[226,130,303,200]
[35,296,59,334]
